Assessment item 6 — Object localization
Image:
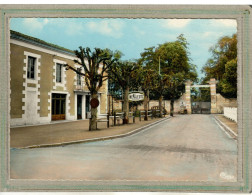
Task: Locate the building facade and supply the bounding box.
[10,31,108,127]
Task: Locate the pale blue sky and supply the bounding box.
[10,18,237,79]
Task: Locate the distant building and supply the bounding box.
[10,30,108,127]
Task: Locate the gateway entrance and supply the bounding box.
[185,78,218,114]
[51,93,66,120]
[191,102,211,114]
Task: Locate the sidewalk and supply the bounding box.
[214,114,238,139]
[11,116,169,149]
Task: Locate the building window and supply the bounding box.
[77,68,82,85]
[27,56,36,79]
[56,63,63,83]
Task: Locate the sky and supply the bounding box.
[10,18,237,79]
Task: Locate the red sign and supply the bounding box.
[90,98,99,108]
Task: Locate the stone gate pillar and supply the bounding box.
[208,78,218,114]
[185,80,193,114]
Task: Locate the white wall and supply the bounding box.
[224,107,237,123]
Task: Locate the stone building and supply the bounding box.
[10,30,108,127]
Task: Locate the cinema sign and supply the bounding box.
[128,91,144,101]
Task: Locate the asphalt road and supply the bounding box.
[10,115,237,181]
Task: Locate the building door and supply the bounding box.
[77,95,82,119]
[85,95,90,119]
[51,93,66,120]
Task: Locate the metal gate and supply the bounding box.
[191,102,211,114]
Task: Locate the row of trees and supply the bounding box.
[65,34,198,130]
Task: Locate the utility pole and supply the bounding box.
[159,56,161,75]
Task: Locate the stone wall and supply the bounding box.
[216,94,237,113]
[109,92,237,115]
[109,93,187,114]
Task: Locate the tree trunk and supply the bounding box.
[158,95,163,118]
[90,93,98,131]
[123,86,129,124]
[144,91,148,121]
[170,99,174,117]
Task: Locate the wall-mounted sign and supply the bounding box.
[128,92,144,101]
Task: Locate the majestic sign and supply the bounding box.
[128,92,144,101]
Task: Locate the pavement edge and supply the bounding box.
[213,115,237,140]
[18,116,172,149]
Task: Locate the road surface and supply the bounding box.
[10,115,237,181]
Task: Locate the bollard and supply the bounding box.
[133,111,135,123]
[139,111,141,121]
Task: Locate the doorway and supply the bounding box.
[51,93,66,120]
[85,95,90,119]
[191,87,211,114]
[77,95,82,120]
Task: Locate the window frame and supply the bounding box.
[56,63,63,83]
[27,56,36,80]
[76,67,82,86]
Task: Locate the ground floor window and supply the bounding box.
[52,93,66,120]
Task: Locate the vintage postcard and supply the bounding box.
[0,4,251,192]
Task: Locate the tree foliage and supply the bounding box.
[138,34,198,116]
[202,34,237,98]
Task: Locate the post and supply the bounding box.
[151,110,153,119]
[107,113,109,128]
[112,95,114,116]
[114,111,116,126]
[208,78,218,114]
[123,112,126,124]
[144,110,148,121]
[108,94,110,115]
[185,80,193,114]
[89,118,91,130]
[133,111,135,123]
[159,56,161,75]
[139,111,141,121]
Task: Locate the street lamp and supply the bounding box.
[159,56,161,76]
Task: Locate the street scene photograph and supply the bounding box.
[9,18,238,182]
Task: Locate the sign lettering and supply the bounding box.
[128,92,144,101]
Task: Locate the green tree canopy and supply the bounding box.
[202,34,237,98]
[138,34,198,116]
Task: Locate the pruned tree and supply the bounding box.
[134,66,156,120]
[151,73,170,117]
[65,47,118,130]
[108,60,139,124]
[137,47,160,119]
